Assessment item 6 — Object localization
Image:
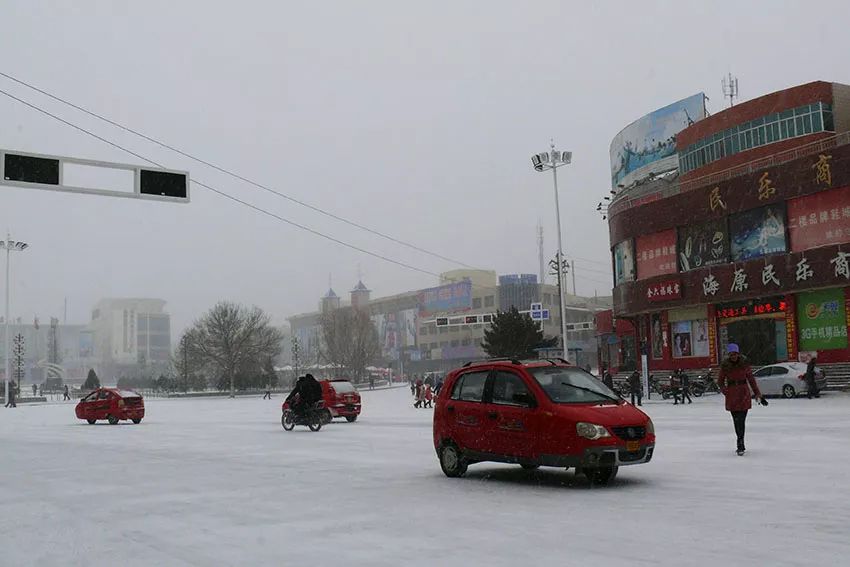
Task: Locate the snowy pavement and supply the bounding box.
[1,388,849,567]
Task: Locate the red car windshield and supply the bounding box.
[530,367,620,404]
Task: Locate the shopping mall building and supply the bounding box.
[597,81,850,386]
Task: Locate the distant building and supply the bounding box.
[288,270,611,376]
[88,298,172,380]
[0,319,92,385]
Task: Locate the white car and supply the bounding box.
[752,362,827,398]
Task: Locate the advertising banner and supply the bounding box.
[787,185,850,252]
[671,319,709,358]
[729,203,787,261]
[614,240,635,285]
[610,93,705,189]
[797,288,848,351]
[678,218,729,271]
[398,308,418,348]
[635,229,677,280]
[418,280,472,317]
[650,313,663,359]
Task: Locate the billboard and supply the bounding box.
[729,203,787,261]
[418,280,472,317]
[678,218,729,271]
[787,185,850,252]
[398,308,418,348]
[372,313,399,360]
[609,93,705,189]
[613,239,635,285]
[635,229,677,280]
[797,288,848,351]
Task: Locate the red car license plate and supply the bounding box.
[626,440,640,452]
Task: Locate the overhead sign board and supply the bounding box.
[1,148,189,203]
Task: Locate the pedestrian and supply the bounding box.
[627,370,642,406]
[5,381,17,408]
[805,357,820,399]
[32,383,38,397]
[718,343,768,456]
[602,366,614,390]
[434,376,444,396]
[369,375,375,390]
[671,371,681,405]
[414,379,424,408]
[263,384,272,400]
[679,369,693,404]
[423,383,433,408]
[63,384,71,401]
[410,375,417,397]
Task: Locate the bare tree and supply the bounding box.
[186,302,283,397]
[321,307,380,381]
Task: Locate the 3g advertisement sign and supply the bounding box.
[797,288,848,351]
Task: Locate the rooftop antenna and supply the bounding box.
[537,221,545,285]
[722,72,739,108]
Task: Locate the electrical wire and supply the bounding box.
[0,87,443,279]
[0,70,478,269]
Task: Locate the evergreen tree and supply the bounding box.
[481,307,558,359]
[82,369,101,391]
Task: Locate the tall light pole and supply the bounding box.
[532,143,572,362]
[2,235,29,405]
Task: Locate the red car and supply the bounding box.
[75,388,145,425]
[433,359,655,484]
[320,379,362,422]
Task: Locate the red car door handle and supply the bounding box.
[487,412,498,420]
[447,405,455,413]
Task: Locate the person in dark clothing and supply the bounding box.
[718,344,768,455]
[5,381,17,408]
[63,385,71,401]
[263,385,272,400]
[601,366,614,390]
[678,369,693,404]
[32,384,37,397]
[285,374,322,417]
[433,377,444,396]
[627,370,642,406]
[805,357,820,399]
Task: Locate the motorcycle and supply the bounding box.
[690,374,719,397]
[281,399,325,432]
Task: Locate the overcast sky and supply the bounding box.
[2,0,849,335]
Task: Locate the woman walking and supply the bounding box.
[718,344,768,456]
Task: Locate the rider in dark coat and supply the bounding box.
[286,374,322,417]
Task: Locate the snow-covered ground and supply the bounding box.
[1,387,849,567]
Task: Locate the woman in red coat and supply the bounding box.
[717,343,768,455]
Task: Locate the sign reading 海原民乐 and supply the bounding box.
[797,288,848,351]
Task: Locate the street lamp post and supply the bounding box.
[532,143,572,362]
[2,234,29,406]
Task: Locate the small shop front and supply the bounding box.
[794,286,850,364]
[715,296,789,366]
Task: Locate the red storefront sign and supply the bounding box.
[785,294,797,362]
[636,229,677,280]
[646,280,682,302]
[715,297,787,319]
[787,185,850,251]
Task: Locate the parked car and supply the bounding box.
[320,379,362,422]
[753,362,827,398]
[433,359,655,485]
[75,388,145,424]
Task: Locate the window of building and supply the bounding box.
[484,296,495,308]
[678,102,833,174]
[430,342,438,350]
[450,340,459,347]
[450,326,459,333]
[439,327,448,334]
[473,297,482,309]
[544,293,552,304]
[461,338,471,346]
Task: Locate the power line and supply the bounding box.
[0,70,478,269]
[0,87,442,279]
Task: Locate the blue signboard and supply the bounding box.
[418,280,473,317]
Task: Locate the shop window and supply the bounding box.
[671,320,710,358]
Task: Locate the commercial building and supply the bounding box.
[288,270,610,376]
[598,81,850,387]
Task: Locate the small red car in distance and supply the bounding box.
[433,359,655,485]
[75,388,145,425]
[321,379,362,422]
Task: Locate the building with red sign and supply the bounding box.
[598,80,850,387]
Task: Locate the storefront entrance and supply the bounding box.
[722,318,786,366]
[716,297,789,365]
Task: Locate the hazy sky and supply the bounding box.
[2,1,849,335]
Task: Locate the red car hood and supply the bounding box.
[552,402,649,427]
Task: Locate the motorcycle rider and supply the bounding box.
[286,374,323,418]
